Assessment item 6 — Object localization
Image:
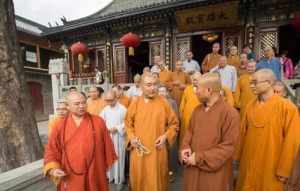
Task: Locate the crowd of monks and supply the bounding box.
[44,42,300,191]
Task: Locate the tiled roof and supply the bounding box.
[15,15,48,36]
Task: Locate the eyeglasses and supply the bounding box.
[249,80,269,86]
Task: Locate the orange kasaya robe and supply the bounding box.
[159,69,172,89]
[235,95,300,191]
[170,70,191,106]
[87,98,106,115]
[202,53,222,73]
[125,95,179,191]
[179,85,200,146]
[222,86,234,107]
[234,73,256,117]
[44,113,117,191]
[48,116,64,138]
[227,55,240,69]
[119,95,130,108]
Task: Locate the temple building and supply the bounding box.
[16,15,63,120]
[41,0,300,84]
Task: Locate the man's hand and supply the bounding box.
[155,134,167,149]
[276,175,288,184]
[130,137,139,148]
[49,168,66,178]
[181,148,192,163]
[110,127,118,134]
[185,152,196,166]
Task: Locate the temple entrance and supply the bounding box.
[191,33,222,72]
[279,25,300,65]
[127,41,150,82]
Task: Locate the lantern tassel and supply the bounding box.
[78,53,84,63]
[129,47,134,56]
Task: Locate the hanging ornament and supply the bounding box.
[120,32,141,56]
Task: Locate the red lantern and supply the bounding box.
[292,12,300,30]
[70,42,89,72]
[120,32,141,56]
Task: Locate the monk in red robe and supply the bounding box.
[43,91,117,191]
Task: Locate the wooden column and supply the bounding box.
[36,45,41,68]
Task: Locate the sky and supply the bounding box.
[13,0,112,26]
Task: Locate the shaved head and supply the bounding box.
[66,91,87,117]
[273,81,286,97]
[104,90,117,106]
[191,71,202,86]
[198,73,222,92]
[141,73,158,99]
[250,69,276,96]
[254,69,276,85]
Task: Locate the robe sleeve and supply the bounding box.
[234,109,248,161]
[276,101,300,178]
[179,88,188,119]
[164,100,179,147]
[202,54,209,73]
[125,99,138,148]
[234,79,242,109]
[116,108,127,136]
[100,118,118,170]
[180,109,195,150]
[195,109,240,172]
[43,120,63,185]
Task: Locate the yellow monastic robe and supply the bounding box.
[236,95,300,191]
[227,55,240,69]
[159,69,172,89]
[87,98,106,115]
[202,53,222,73]
[222,86,234,107]
[179,85,200,145]
[234,73,256,117]
[170,71,191,106]
[125,95,179,191]
[119,95,130,108]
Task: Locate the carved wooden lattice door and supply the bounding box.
[174,37,191,63]
[223,31,241,55]
[258,29,278,57]
[113,44,127,83]
[149,40,163,66]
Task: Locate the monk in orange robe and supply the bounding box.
[221,86,234,107]
[273,80,287,98]
[179,72,201,146]
[202,42,222,73]
[48,100,68,137]
[238,53,248,76]
[112,84,130,108]
[181,73,240,191]
[236,69,300,191]
[44,91,117,191]
[159,66,172,90]
[125,73,179,191]
[227,46,240,69]
[87,86,106,115]
[234,60,257,117]
[170,60,191,106]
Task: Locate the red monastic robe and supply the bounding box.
[44,113,117,191]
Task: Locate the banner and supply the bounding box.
[176,1,240,32]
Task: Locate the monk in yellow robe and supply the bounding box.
[44,92,117,191]
[112,84,130,108]
[227,46,240,69]
[170,60,191,106]
[179,72,201,145]
[87,86,106,115]
[234,61,257,117]
[125,73,179,191]
[202,42,222,73]
[48,100,68,137]
[236,69,300,191]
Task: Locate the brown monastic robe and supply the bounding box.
[181,98,240,191]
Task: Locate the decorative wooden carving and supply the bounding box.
[174,37,190,62]
[258,30,278,57]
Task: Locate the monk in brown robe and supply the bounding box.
[180,73,240,191]
[170,60,191,105]
[235,69,300,191]
[202,42,222,73]
[44,91,117,191]
[48,100,68,137]
[125,73,179,191]
[87,86,106,115]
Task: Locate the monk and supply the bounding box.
[48,100,68,137]
[170,60,191,106]
[202,42,222,73]
[159,65,172,90]
[238,53,248,76]
[227,45,240,69]
[181,73,240,191]
[125,73,179,191]
[221,86,235,107]
[43,91,117,191]
[234,61,257,117]
[235,69,300,191]
[179,72,201,146]
[273,80,287,97]
[87,86,106,115]
[112,84,130,108]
